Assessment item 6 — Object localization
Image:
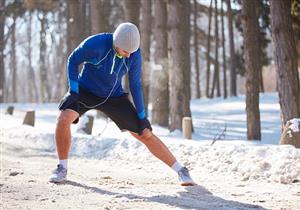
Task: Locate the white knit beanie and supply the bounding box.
[113,22,140,53]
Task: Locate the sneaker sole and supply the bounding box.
[181,182,196,186]
[49,178,67,183]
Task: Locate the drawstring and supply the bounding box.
[110,53,117,74]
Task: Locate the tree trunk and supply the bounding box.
[27,11,39,102]
[221,0,227,99]
[122,0,141,94]
[122,0,140,28]
[11,14,17,102]
[210,0,220,98]
[151,0,169,126]
[67,0,82,55]
[66,0,82,91]
[241,0,261,140]
[53,5,67,100]
[80,0,90,37]
[205,0,213,98]
[90,0,100,34]
[90,0,111,34]
[270,0,300,124]
[140,0,151,116]
[226,0,237,97]
[193,0,201,99]
[256,0,265,93]
[0,0,5,103]
[39,11,50,102]
[168,0,192,131]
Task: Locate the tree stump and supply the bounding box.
[182,117,192,139]
[77,115,94,134]
[6,106,14,115]
[279,119,300,148]
[23,110,35,126]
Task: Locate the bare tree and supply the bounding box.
[140,0,151,116]
[67,0,82,55]
[52,3,67,100]
[0,0,5,102]
[80,0,91,37]
[193,0,201,98]
[151,0,169,126]
[11,13,17,102]
[210,0,220,98]
[39,10,51,102]
[221,0,227,99]
[205,0,213,98]
[270,0,300,124]
[90,0,111,34]
[226,0,237,97]
[122,0,141,93]
[26,11,39,102]
[241,0,261,140]
[168,0,192,131]
[122,0,140,28]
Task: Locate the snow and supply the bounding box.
[288,118,300,133]
[1,92,300,209]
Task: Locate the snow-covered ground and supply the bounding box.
[1,93,300,210]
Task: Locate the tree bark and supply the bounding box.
[168,0,192,131]
[241,0,261,140]
[226,0,237,97]
[205,0,213,98]
[27,11,39,102]
[11,14,17,102]
[151,0,169,126]
[270,0,300,123]
[122,0,141,94]
[140,0,151,116]
[90,0,111,34]
[39,11,50,102]
[210,0,220,98]
[67,0,82,55]
[122,0,140,28]
[221,0,227,99]
[193,0,201,99]
[0,0,5,102]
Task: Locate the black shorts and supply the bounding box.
[58,87,147,134]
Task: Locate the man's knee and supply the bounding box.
[139,128,154,141]
[56,110,78,127]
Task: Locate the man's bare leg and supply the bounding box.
[130,129,176,167]
[49,109,78,183]
[55,109,79,160]
[131,129,195,185]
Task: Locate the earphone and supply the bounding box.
[78,51,129,109]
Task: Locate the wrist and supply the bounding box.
[137,110,146,120]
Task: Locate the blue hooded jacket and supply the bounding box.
[67,33,145,119]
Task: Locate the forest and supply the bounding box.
[0,0,300,139]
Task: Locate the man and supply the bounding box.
[49,22,195,186]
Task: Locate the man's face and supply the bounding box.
[115,47,130,58]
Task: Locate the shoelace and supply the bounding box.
[179,167,190,178]
[53,165,65,174]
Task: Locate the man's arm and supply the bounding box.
[128,49,146,119]
[67,36,97,93]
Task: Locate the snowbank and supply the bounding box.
[1,93,299,184]
[2,124,300,184]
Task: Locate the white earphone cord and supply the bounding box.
[78,53,128,109]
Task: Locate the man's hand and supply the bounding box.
[138,118,152,135]
[58,91,79,110]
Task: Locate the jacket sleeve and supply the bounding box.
[67,36,97,93]
[128,49,146,119]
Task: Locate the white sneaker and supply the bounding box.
[49,164,67,183]
[178,167,196,186]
